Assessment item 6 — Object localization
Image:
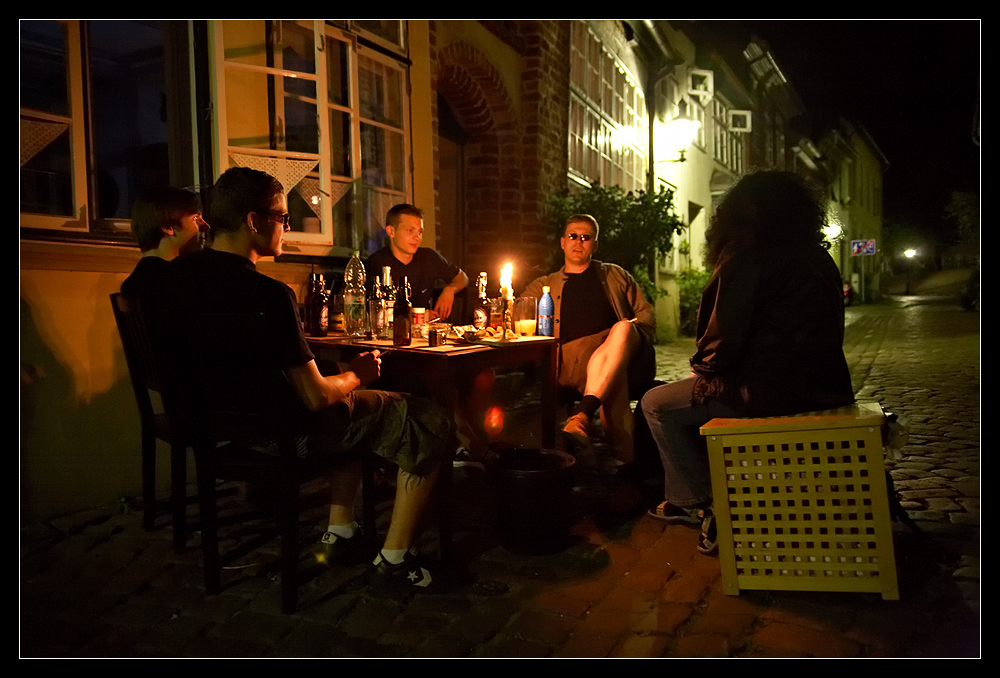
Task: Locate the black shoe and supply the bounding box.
[368,549,438,596]
[319,529,369,565]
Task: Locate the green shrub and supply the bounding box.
[548,184,686,302]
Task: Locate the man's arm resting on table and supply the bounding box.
[286,352,381,412]
[433,269,469,319]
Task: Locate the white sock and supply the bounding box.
[326,521,358,539]
[379,548,408,565]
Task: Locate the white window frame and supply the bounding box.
[209,20,410,255]
[20,21,104,232]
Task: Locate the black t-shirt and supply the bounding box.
[121,256,172,302]
[559,263,618,344]
[365,247,460,310]
[170,248,314,426]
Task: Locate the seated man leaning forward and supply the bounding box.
[523,214,656,465]
[121,186,209,299]
[365,204,469,320]
[172,168,452,596]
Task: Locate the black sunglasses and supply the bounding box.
[261,210,291,230]
[565,232,593,242]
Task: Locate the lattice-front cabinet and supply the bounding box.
[701,402,899,600]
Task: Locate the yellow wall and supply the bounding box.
[21,243,147,521]
[20,242,315,521]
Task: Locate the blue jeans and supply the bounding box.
[640,377,740,508]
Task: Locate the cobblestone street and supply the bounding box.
[21,296,980,657]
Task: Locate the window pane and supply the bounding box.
[20,21,69,116]
[360,123,404,191]
[89,20,167,219]
[226,69,319,153]
[328,109,351,177]
[353,20,403,49]
[20,20,73,216]
[359,55,403,128]
[20,121,73,216]
[224,20,315,75]
[326,36,350,107]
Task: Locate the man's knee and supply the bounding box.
[607,319,640,351]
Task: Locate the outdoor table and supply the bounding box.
[307,334,559,449]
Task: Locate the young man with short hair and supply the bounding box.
[121,186,209,298]
[172,168,451,594]
[365,204,469,320]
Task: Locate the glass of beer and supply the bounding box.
[513,296,537,336]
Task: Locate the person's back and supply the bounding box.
[169,247,312,433]
[695,243,853,416]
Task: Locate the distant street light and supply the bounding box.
[903,249,918,294]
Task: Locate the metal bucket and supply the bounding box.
[492,447,576,555]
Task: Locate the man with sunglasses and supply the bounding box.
[523,214,655,468]
[170,168,451,595]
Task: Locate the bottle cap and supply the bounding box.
[542,286,550,293]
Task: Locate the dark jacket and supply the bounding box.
[691,243,854,416]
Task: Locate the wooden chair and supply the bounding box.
[110,293,190,551]
[169,307,385,613]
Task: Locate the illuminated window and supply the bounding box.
[712,96,745,174]
[568,21,647,192]
[211,20,409,254]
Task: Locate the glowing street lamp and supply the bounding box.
[657,99,701,163]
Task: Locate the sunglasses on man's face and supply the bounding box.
[565,232,594,242]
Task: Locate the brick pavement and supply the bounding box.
[20,297,980,657]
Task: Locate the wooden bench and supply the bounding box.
[700,402,899,600]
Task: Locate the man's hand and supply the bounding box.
[348,350,381,386]
[432,287,456,320]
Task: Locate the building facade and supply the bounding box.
[20,20,883,519]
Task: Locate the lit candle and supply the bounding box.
[500,263,513,300]
[500,263,513,340]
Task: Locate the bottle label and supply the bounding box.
[473,307,488,330]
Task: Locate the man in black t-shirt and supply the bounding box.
[172,169,450,595]
[365,204,468,320]
[522,215,655,465]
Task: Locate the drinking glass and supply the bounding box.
[513,296,537,336]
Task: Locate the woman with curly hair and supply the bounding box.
[641,170,854,553]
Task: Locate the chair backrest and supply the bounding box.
[112,293,306,457]
[110,292,189,437]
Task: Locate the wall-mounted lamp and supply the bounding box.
[657,99,701,163]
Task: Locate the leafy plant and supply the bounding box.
[548,184,686,301]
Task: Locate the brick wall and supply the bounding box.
[430,21,570,289]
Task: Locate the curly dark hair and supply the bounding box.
[705,170,826,267]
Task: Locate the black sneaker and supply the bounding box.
[319,529,369,565]
[368,549,438,596]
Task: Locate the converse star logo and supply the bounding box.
[407,568,432,587]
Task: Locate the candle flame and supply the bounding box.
[500,263,513,299]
